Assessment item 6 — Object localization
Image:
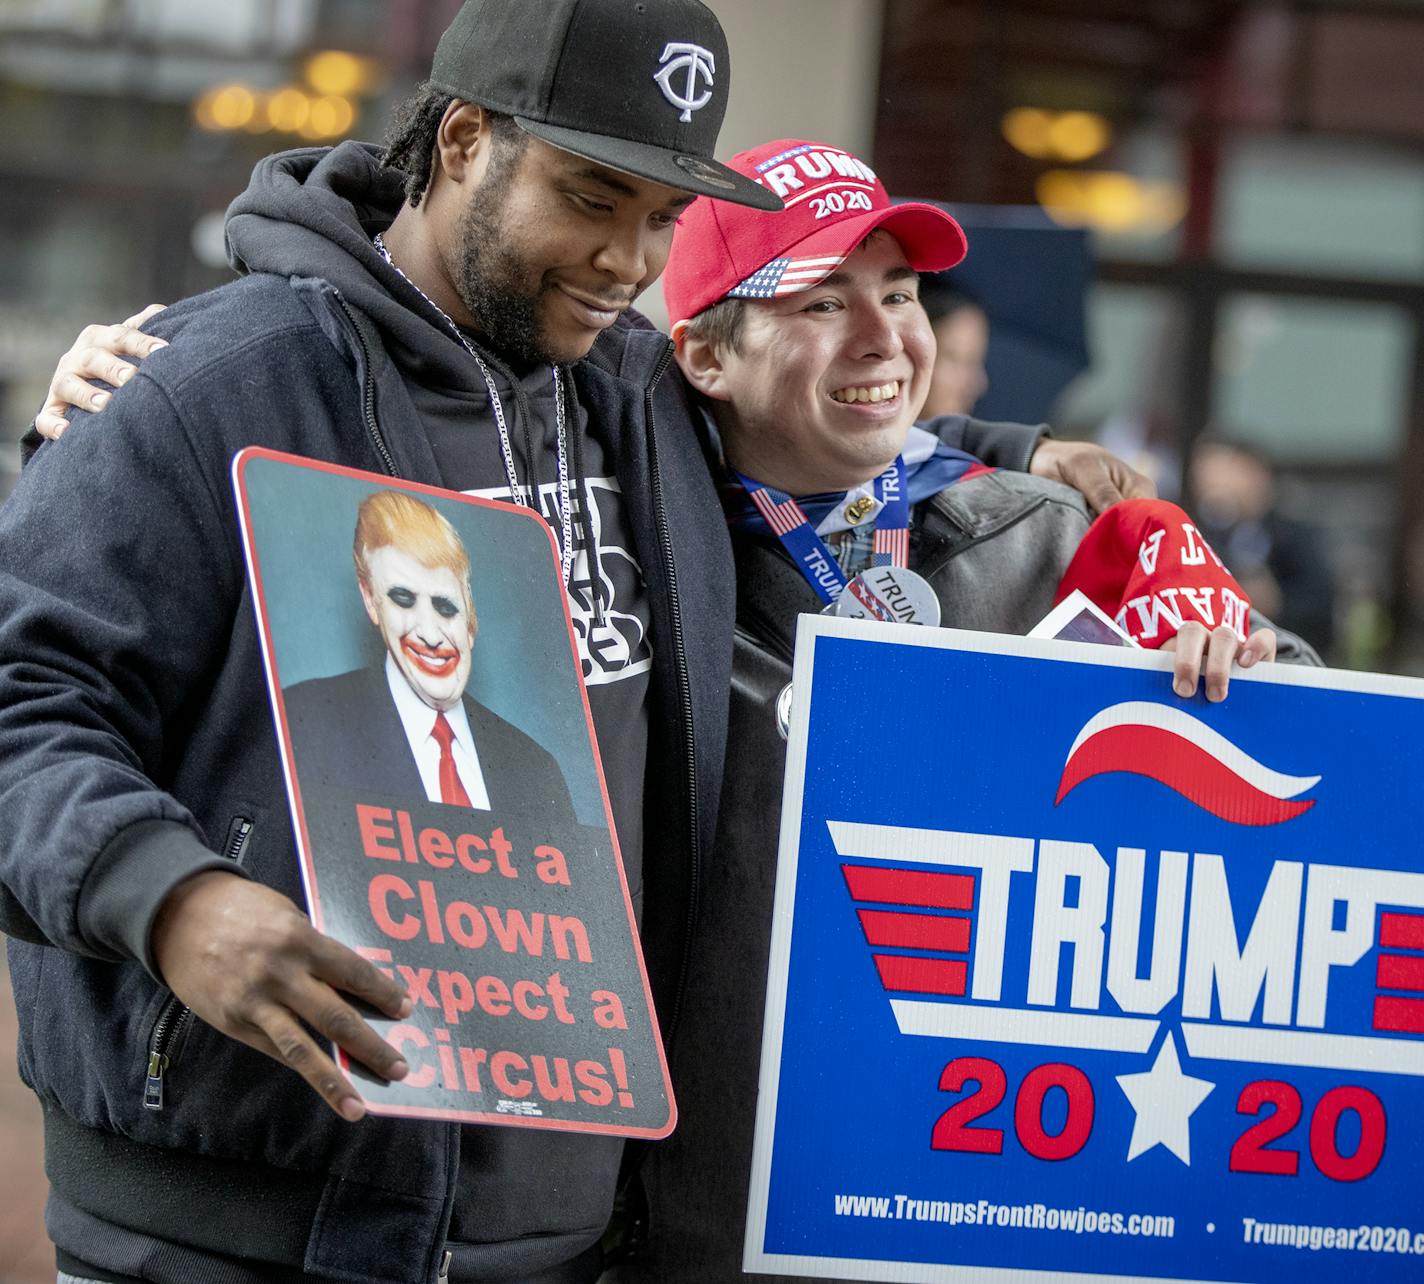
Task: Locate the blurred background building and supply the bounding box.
[1,0,1423,1277]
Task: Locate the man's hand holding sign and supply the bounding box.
[151,873,414,1121]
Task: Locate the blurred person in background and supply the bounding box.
[1190,435,1336,658]
[917,276,990,418]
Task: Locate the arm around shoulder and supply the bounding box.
[923,413,1046,472]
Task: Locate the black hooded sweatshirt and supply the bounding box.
[0,142,731,1284]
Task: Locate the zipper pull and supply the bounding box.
[437,1250,452,1282]
[225,817,253,863]
[144,1051,169,1110]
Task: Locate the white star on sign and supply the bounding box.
[1115,1032,1214,1165]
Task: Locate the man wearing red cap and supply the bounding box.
[609,138,1319,1281]
[660,137,1316,688]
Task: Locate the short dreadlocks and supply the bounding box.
[381,82,527,208]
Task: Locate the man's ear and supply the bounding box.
[675,331,734,403]
[434,102,495,186]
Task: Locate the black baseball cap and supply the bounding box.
[430,0,782,212]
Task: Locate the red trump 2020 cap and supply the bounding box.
[663,138,968,333]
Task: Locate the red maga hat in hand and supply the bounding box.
[1056,499,1254,648]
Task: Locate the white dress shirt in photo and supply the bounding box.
[384,653,492,810]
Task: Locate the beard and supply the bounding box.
[450,150,556,368]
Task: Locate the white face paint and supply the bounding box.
[360,545,475,712]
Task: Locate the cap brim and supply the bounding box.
[514,117,784,212]
[729,202,968,299]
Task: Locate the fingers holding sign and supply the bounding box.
[1164,623,1277,703]
[151,871,413,1122]
[35,304,169,440]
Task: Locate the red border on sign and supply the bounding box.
[232,446,675,1139]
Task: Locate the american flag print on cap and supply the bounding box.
[728,255,847,300]
[662,137,967,326]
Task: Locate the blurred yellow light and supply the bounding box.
[1035,169,1091,223]
[1144,183,1189,232]
[267,86,312,133]
[195,84,257,132]
[300,95,358,140]
[1047,111,1111,163]
[242,92,274,133]
[1002,107,1055,159]
[304,50,370,96]
[1037,169,1187,236]
[1085,172,1144,231]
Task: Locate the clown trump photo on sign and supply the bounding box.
[234,448,672,1138]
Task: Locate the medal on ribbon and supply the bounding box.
[737,457,942,628]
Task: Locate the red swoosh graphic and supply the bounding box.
[1056,707,1319,827]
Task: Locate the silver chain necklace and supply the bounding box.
[373,232,575,587]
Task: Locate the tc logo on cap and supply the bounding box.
[655,42,716,122]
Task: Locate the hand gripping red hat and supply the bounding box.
[663,138,969,331]
[1054,500,1254,649]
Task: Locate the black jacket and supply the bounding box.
[0,142,732,1284]
[0,143,1048,1283]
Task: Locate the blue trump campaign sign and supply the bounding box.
[746,615,1424,1282]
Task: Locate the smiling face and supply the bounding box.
[359,545,476,712]
[447,130,697,365]
[682,232,935,495]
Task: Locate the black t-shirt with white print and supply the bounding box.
[408,357,652,898]
[404,348,654,1271]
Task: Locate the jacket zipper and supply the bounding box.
[642,344,700,1042]
[143,817,253,1110]
[332,294,399,477]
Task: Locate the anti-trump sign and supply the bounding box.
[234,449,672,1137]
[747,616,1424,1282]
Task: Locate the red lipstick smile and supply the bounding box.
[402,637,459,677]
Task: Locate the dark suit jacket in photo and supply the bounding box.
[281,664,578,836]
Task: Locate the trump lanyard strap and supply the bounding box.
[735,456,910,606]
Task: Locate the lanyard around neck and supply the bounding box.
[372,233,574,587]
[735,456,910,606]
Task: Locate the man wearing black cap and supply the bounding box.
[0,3,791,1283]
